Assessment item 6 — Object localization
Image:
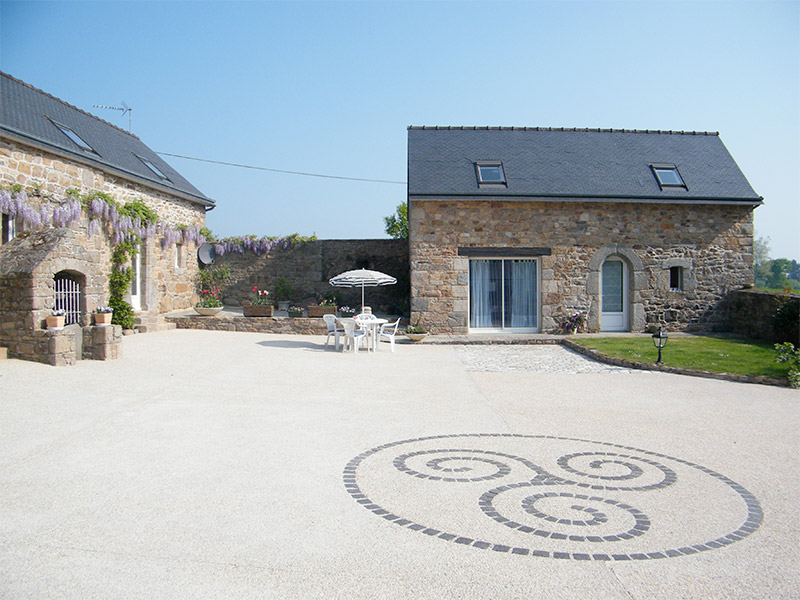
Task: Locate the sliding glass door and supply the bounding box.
[469,258,538,331]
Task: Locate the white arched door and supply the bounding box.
[601,258,628,331]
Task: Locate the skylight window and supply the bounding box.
[476,162,506,185]
[136,155,170,181]
[51,120,94,153]
[651,164,686,189]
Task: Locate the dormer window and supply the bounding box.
[50,119,94,153]
[476,162,506,185]
[651,164,686,189]
[136,154,170,181]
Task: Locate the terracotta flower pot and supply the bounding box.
[45,315,65,329]
[94,312,113,325]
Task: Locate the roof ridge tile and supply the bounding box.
[407,125,719,136]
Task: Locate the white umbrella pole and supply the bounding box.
[361,285,365,311]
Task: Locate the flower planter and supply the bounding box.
[194,306,223,316]
[45,315,65,330]
[306,306,336,318]
[339,311,356,318]
[288,311,304,318]
[243,305,274,317]
[94,312,113,325]
[406,332,428,342]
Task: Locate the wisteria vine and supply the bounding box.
[0,188,206,252]
[1,187,313,258]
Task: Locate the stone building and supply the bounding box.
[0,71,214,364]
[408,126,762,335]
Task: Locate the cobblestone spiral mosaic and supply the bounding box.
[344,434,762,561]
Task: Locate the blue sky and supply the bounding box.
[1,0,798,258]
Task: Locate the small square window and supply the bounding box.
[651,164,686,189]
[50,119,94,153]
[476,162,506,185]
[136,154,170,181]
[669,266,683,291]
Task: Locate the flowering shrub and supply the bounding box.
[338,305,355,315]
[94,306,113,313]
[562,312,586,333]
[52,308,66,316]
[318,293,337,307]
[251,286,271,306]
[288,306,304,315]
[196,289,223,308]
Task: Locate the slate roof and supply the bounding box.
[408,126,761,204]
[0,71,213,208]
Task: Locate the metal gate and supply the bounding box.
[54,272,82,325]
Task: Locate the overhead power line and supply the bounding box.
[157,152,406,185]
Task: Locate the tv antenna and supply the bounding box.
[93,102,132,131]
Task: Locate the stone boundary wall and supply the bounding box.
[213,238,409,314]
[168,315,328,336]
[725,289,800,344]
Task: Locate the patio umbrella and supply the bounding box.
[329,269,397,311]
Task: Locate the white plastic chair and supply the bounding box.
[378,318,401,352]
[323,314,344,350]
[341,319,366,353]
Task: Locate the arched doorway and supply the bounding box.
[54,270,86,325]
[600,258,628,331]
[586,244,646,333]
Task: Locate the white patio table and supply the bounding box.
[345,317,388,352]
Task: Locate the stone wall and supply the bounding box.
[409,199,754,334]
[725,289,800,344]
[212,239,409,314]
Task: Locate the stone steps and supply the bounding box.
[134,314,177,334]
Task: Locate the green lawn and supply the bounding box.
[570,335,790,380]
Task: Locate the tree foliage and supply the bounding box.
[384,203,408,239]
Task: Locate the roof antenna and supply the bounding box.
[93,102,132,132]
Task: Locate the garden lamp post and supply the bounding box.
[652,326,668,364]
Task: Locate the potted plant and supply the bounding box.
[93,306,114,325]
[194,289,224,316]
[273,276,294,312]
[287,305,304,318]
[46,308,66,330]
[338,305,356,318]
[562,312,586,335]
[243,286,274,317]
[307,293,337,317]
[405,324,428,342]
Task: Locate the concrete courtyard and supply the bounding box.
[1,329,798,599]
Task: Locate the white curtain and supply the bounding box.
[507,260,537,328]
[469,260,498,328]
